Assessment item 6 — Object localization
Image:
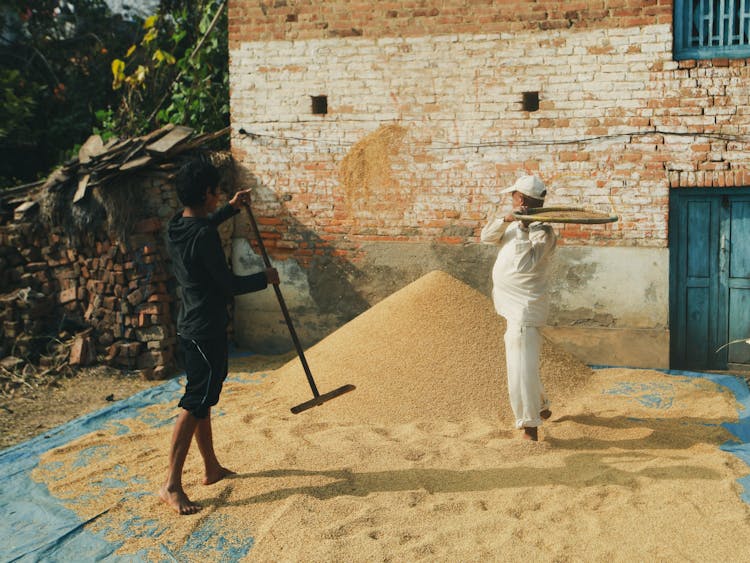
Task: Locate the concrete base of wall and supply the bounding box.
[232,239,671,369]
[542,326,670,369]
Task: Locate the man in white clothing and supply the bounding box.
[480,175,557,441]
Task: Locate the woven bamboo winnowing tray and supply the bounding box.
[512,206,619,224]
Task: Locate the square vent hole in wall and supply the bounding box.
[311,95,328,115]
[522,91,539,112]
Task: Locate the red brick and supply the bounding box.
[69,336,94,366]
[59,287,77,304]
[134,217,161,233]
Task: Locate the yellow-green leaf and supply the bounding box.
[111,58,125,77]
[134,65,148,83]
[125,44,136,58]
[152,49,177,67]
[142,27,158,45]
[143,15,158,29]
[112,76,123,90]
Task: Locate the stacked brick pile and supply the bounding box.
[0,214,58,372]
[1,140,236,384]
[73,226,177,379]
[0,190,179,380]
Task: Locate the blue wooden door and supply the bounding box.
[670,190,750,370]
[726,198,750,367]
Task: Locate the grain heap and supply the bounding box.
[265,270,592,424]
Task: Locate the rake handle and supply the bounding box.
[242,202,320,398]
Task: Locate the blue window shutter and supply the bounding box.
[674,0,750,60]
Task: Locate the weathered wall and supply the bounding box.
[546,246,669,367]
[0,175,180,378]
[0,157,237,378]
[228,1,750,367]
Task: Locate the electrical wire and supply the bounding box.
[237,127,749,150]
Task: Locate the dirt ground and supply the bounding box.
[0,366,161,450]
[0,354,296,451]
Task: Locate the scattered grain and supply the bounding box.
[30,271,750,561]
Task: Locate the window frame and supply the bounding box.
[674,0,750,60]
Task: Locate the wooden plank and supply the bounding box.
[119,155,153,171]
[103,138,133,154]
[727,198,750,365]
[145,125,193,154]
[89,139,134,165]
[170,126,231,154]
[103,136,120,150]
[78,135,105,164]
[0,179,45,197]
[686,200,711,278]
[13,200,38,221]
[73,174,90,203]
[729,200,750,279]
[728,288,750,364]
[87,172,118,188]
[119,141,146,166]
[687,199,714,367]
[140,123,175,144]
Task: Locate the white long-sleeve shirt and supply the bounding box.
[480,213,557,326]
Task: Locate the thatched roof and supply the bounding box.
[1,125,230,237]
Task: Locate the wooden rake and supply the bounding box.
[242,202,355,414]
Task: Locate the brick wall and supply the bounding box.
[228,1,750,367]
[230,17,750,260]
[228,1,673,46]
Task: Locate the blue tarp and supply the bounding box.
[592,366,750,503]
[1,366,749,562]
[1,377,186,562]
[661,368,750,503]
[1,364,265,563]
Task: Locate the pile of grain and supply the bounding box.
[264,270,592,424]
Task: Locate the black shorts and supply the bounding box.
[177,334,228,419]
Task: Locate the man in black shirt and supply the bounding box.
[161,158,279,515]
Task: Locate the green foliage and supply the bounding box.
[98,0,229,143]
[92,108,118,141]
[0,0,136,187]
[0,69,40,139]
[0,0,229,189]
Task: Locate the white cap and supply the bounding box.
[500,175,547,200]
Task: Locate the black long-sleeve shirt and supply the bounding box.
[167,203,267,340]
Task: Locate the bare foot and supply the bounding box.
[522,426,539,441]
[204,465,235,485]
[160,484,201,515]
[540,409,552,420]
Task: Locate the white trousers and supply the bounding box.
[503,321,550,429]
